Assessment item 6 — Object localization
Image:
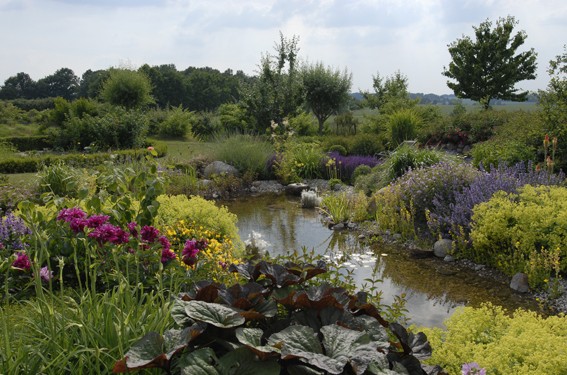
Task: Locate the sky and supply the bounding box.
[0,0,565,95]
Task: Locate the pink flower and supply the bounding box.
[147,146,155,151]
[40,266,53,282]
[127,222,138,237]
[88,224,129,245]
[86,214,110,229]
[12,252,31,270]
[161,248,177,264]
[182,239,207,266]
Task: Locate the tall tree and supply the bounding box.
[78,69,110,99]
[302,62,352,135]
[0,72,37,99]
[139,64,186,108]
[443,16,537,109]
[362,70,416,113]
[36,67,80,100]
[243,32,304,132]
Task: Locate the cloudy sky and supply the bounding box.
[1,0,565,94]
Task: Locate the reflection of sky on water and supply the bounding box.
[222,195,460,327]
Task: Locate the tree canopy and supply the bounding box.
[443,16,537,109]
[362,71,417,114]
[302,62,352,135]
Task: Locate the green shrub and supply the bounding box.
[157,106,193,138]
[332,111,359,135]
[274,141,325,183]
[217,103,250,134]
[100,68,153,109]
[349,133,384,156]
[155,194,243,251]
[471,140,536,169]
[328,144,347,156]
[469,185,567,287]
[214,135,273,179]
[189,111,220,141]
[321,135,351,154]
[388,109,421,146]
[0,135,52,151]
[387,144,442,180]
[37,162,95,198]
[352,164,372,182]
[421,303,567,375]
[9,98,56,111]
[288,111,318,136]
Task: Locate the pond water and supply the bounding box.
[220,194,540,328]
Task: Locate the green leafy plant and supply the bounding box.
[114,260,434,374]
[388,109,421,147]
[158,105,193,138]
[274,141,325,183]
[214,135,274,179]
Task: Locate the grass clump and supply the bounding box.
[213,135,274,179]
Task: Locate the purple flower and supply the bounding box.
[182,239,206,266]
[127,222,138,238]
[461,362,486,375]
[1,212,31,250]
[88,224,129,245]
[86,214,110,229]
[57,207,87,222]
[12,252,31,270]
[40,266,54,282]
[141,225,160,243]
[158,235,171,251]
[161,248,177,264]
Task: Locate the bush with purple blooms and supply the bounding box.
[429,161,566,241]
[375,161,479,238]
[1,212,34,298]
[324,151,382,183]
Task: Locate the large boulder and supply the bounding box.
[203,161,239,178]
[433,239,453,258]
[285,183,309,196]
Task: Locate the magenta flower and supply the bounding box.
[462,362,486,375]
[158,235,171,251]
[141,225,160,243]
[182,239,200,266]
[88,224,129,245]
[12,252,31,270]
[57,207,87,222]
[161,248,177,264]
[86,214,110,229]
[127,222,138,238]
[40,266,54,282]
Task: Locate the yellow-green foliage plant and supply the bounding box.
[155,194,244,252]
[420,303,567,375]
[373,184,416,239]
[274,141,325,184]
[469,185,567,287]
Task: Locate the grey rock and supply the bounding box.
[204,161,239,178]
[510,273,530,293]
[392,233,402,240]
[332,223,346,231]
[433,239,453,258]
[285,183,309,196]
[444,255,455,262]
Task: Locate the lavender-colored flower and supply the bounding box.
[12,252,31,270]
[0,212,31,250]
[40,266,54,282]
[141,225,160,243]
[461,362,486,375]
[88,224,129,245]
[324,152,382,182]
[86,214,110,229]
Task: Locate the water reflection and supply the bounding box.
[220,194,539,328]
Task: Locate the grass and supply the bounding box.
[162,139,217,161]
[0,123,41,137]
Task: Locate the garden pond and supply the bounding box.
[220,194,540,328]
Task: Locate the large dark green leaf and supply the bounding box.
[284,260,327,281]
[171,299,193,327]
[293,284,348,310]
[229,262,259,281]
[219,347,281,375]
[184,300,245,328]
[164,323,206,359]
[113,332,167,372]
[258,261,301,287]
[352,315,390,350]
[321,324,385,375]
[236,327,279,356]
[176,348,223,375]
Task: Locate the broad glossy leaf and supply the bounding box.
[164,323,206,359]
[171,299,193,327]
[321,324,384,375]
[258,261,301,287]
[293,284,347,310]
[229,262,259,281]
[352,315,390,349]
[219,346,281,374]
[284,260,327,281]
[184,300,245,328]
[218,282,270,310]
[177,348,222,375]
[267,325,322,355]
[236,327,279,356]
[181,280,223,302]
[114,332,167,371]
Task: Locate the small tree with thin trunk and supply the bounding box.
[302,62,352,135]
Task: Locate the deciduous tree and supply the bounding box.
[443,16,537,109]
[302,62,352,135]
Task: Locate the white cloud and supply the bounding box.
[0,0,565,94]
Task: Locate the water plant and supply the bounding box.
[114,260,434,374]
